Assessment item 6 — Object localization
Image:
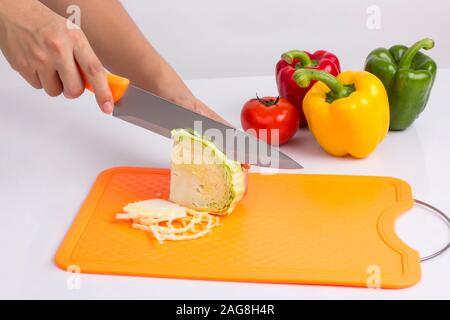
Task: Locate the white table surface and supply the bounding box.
[1,70,449,300]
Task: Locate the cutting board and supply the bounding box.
[55,167,420,289]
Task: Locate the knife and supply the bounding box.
[86,73,303,169]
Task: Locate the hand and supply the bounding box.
[0,0,113,113]
[144,70,231,126]
[192,98,232,127]
[172,95,231,127]
[34,0,230,123]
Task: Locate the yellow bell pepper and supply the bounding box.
[294,70,390,158]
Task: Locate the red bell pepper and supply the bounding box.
[276,50,341,127]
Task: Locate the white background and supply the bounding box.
[0,0,449,81]
[122,0,448,78]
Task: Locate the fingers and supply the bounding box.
[37,69,63,97]
[19,70,42,89]
[195,99,233,127]
[74,39,113,114]
[19,50,85,101]
[56,55,85,99]
[2,4,112,113]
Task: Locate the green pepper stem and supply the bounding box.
[293,69,350,99]
[398,38,435,69]
[281,50,314,67]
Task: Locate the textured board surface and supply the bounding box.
[55,167,420,288]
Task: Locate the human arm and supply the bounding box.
[40,0,227,122]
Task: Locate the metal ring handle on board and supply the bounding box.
[413,199,450,262]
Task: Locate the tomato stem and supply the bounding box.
[255,94,280,107]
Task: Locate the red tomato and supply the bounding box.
[240,96,299,145]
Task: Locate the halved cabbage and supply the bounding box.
[169,129,246,215]
[116,129,247,243]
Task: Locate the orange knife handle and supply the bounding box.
[85,72,130,103]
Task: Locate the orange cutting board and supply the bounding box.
[55,167,420,289]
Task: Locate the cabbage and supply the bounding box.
[169,129,246,214]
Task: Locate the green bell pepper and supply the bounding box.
[365,38,437,131]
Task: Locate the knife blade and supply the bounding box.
[85,73,302,169]
[113,84,302,169]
